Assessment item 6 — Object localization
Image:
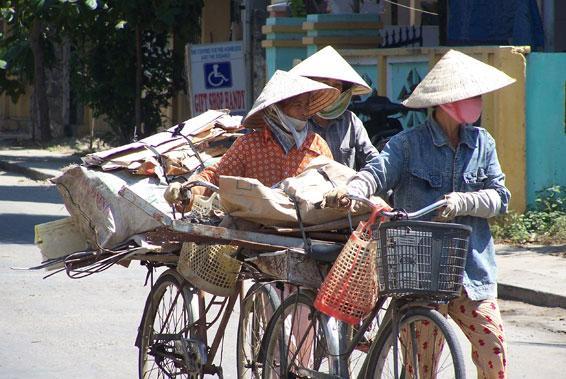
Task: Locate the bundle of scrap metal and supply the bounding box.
[36,110,244,268]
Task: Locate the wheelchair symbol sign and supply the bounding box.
[204,62,232,89]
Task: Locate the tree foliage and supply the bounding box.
[0,0,203,143]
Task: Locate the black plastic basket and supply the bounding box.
[373,221,472,300]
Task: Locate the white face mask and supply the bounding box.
[262,105,310,153]
[273,105,309,148]
[281,113,308,131]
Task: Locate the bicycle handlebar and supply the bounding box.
[348,195,447,220]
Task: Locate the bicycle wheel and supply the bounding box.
[237,282,281,379]
[349,297,391,377]
[138,269,199,379]
[262,290,336,379]
[365,307,465,379]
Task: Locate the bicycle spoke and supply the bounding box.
[139,271,197,379]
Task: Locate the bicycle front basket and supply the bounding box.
[374,221,471,300]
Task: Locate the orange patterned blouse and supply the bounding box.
[192,127,333,193]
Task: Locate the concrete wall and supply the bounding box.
[201,0,231,43]
[525,52,566,205]
[262,17,307,79]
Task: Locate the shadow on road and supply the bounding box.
[0,154,81,171]
[497,244,566,257]
[0,214,64,244]
[0,183,62,204]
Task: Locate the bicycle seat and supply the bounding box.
[308,241,344,263]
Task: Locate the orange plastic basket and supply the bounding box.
[314,208,383,325]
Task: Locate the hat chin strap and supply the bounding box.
[316,88,353,120]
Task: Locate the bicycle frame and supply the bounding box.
[288,197,458,379]
[137,271,246,378]
[196,282,245,376]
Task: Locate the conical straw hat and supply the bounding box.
[289,46,372,96]
[243,70,340,129]
[402,49,516,108]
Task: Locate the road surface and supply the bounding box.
[0,171,564,378]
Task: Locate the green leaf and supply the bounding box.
[85,0,98,10]
[0,59,7,70]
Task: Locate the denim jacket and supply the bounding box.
[361,117,511,300]
[309,111,380,170]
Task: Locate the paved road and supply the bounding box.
[0,171,238,379]
[0,171,564,378]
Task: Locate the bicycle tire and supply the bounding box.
[364,307,465,379]
[261,290,335,379]
[138,269,198,379]
[237,283,281,379]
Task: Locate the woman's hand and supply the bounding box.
[164,182,193,212]
[323,186,351,208]
[323,186,392,213]
[436,190,502,221]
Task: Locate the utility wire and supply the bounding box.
[384,0,439,16]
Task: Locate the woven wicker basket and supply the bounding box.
[176,193,241,297]
[177,242,241,297]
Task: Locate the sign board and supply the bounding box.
[187,41,248,116]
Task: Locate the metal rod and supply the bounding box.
[208,285,240,361]
[348,195,447,220]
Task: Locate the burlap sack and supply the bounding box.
[219,156,367,226]
[219,176,297,226]
[51,165,172,248]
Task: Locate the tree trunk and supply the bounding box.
[135,25,143,140]
[30,18,52,142]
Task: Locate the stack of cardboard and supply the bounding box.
[36,110,244,261]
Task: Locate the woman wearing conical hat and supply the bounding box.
[289,46,380,171]
[326,50,515,378]
[164,70,339,209]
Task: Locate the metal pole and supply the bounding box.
[242,0,254,110]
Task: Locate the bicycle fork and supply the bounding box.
[320,314,352,379]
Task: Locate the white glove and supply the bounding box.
[323,186,350,208]
[439,189,502,220]
[323,183,391,213]
[163,182,192,211]
[347,171,378,198]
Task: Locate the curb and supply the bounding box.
[0,160,54,181]
[498,283,566,309]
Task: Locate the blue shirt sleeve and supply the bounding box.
[483,133,511,214]
[360,133,406,197]
[351,113,380,171]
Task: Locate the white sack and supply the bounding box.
[51,165,172,248]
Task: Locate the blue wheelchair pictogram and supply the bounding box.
[204,62,232,89]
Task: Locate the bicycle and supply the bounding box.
[136,269,280,379]
[135,182,283,379]
[260,197,472,379]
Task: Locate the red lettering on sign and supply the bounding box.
[195,90,246,113]
[194,93,207,114]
